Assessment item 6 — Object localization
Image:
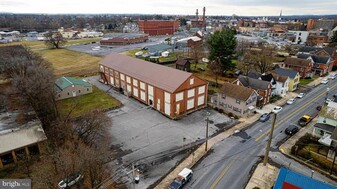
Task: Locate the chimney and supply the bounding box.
[196,9,199,20]
[203,7,206,31]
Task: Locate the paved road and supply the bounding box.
[186,80,337,189]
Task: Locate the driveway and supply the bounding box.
[86,76,235,188]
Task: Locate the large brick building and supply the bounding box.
[99,53,208,119]
[138,19,179,35]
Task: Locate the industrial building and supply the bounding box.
[138,19,179,35]
[100,33,149,46]
[99,53,208,119]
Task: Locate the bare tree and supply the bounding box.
[190,44,204,70]
[243,45,275,74]
[44,31,67,49]
[207,58,224,87]
[236,39,251,60]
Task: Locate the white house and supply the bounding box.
[288,30,309,45]
[272,73,289,97]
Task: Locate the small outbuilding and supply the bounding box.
[55,77,93,100]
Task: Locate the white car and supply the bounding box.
[326,98,333,104]
[58,173,83,189]
[297,93,305,98]
[328,74,336,80]
[287,98,296,105]
[272,106,283,113]
[321,78,329,84]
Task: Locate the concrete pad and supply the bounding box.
[245,163,279,189]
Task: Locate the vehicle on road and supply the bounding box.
[298,115,312,126]
[326,98,333,104]
[316,105,322,111]
[259,113,270,122]
[169,168,193,189]
[286,98,296,105]
[272,106,282,114]
[321,78,329,84]
[285,125,299,135]
[297,93,305,98]
[58,173,83,189]
[328,74,336,80]
[333,93,337,98]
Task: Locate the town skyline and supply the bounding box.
[1,0,337,16]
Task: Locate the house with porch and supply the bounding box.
[271,73,290,97]
[274,68,300,92]
[211,82,258,117]
[297,54,333,76]
[233,75,272,108]
[283,57,313,78]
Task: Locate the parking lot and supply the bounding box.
[85,76,236,188]
[66,36,167,56]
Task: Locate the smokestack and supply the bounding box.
[203,7,206,31]
[196,9,199,20]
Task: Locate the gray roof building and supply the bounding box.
[275,68,299,79]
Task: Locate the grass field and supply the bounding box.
[57,86,121,118]
[36,48,102,77]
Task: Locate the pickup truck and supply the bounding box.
[298,115,312,126]
[168,168,193,189]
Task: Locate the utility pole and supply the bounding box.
[132,162,135,189]
[263,113,277,166]
[205,116,209,151]
[330,146,336,175]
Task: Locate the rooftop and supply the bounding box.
[220,82,256,101]
[55,77,92,92]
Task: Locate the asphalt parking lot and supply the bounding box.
[66,36,168,56]
[86,76,236,188]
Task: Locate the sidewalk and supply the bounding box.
[245,163,279,189]
[154,92,297,188]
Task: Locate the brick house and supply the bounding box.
[99,53,208,119]
[283,57,313,78]
[297,54,333,76]
[211,82,258,117]
[175,59,191,72]
[233,75,272,108]
[138,19,179,35]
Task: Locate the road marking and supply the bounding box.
[210,159,235,189]
[255,83,337,142]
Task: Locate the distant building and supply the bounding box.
[100,33,148,46]
[175,59,191,72]
[55,77,93,100]
[138,19,179,35]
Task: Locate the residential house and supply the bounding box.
[283,57,313,78]
[297,54,333,76]
[274,68,300,92]
[247,70,277,94]
[212,82,258,117]
[233,75,272,108]
[298,46,337,67]
[99,53,208,119]
[274,167,336,189]
[175,59,191,72]
[307,35,328,46]
[313,102,337,160]
[271,73,289,97]
[55,77,93,101]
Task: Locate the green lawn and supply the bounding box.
[57,86,121,118]
[300,76,318,85]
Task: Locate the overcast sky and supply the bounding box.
[1,0,337,16]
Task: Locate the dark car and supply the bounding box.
[316,105,322,111]
[334,93,337,98]
[259,113,270,122]
[285,125,299,135]
[198,67,205,71]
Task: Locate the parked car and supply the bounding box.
[333,93,337,98]
[259,113,271,122]
[58,173,83,189]
[286,98,296,105]
[326,98,333,104]
[328,74,336,80]
[297,93,305,98]
[198,67,205,71]
[169,168,193,189]
[272,106,282,114]
[285,125,299,135]
[321,78,329,84]
[298,115,312,126]
[316,105,322,111]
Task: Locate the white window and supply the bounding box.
[140,82,145,90]
[133,88,138,97]
[126,76,131,83]
[127,85,131,93]
[198,95,205,106]
[100,65,104,72]
[148,85,154,96]
[140,91,146,101]
[164,92,171,103]
[110,76,114,85]
[188,89,195,98]
[114,71,119,78]
[133,79,138,87]
[120,73,125,81]
[176,92,183,101]
[187,99,195,110]
[190,78,194,85]
[198,86,205,94]
[165,102,171,116]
